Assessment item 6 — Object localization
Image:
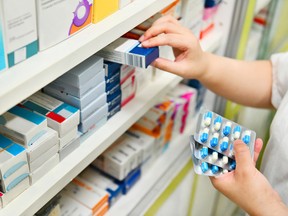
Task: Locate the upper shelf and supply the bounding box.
[0,0,174,116]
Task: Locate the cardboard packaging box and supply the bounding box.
[21,91,80,138]
[36,0,93,50]
[92,0,118,23]
[97,37,159,68]
[0,106,47,147]
[0,0,38,67]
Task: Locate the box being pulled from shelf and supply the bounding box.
[97,37,159,68]
[21,91,80,138]
[0,134,29,193]
[1,0,38,67]
[36,0,93,50]
[0,106,47,147]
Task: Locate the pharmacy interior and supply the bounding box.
[0,0,287,215]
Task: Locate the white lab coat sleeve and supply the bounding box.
[270,52,288,108]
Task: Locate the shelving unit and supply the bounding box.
[108,122,193,216]
[0,0,174,116]
[0,0,223,214]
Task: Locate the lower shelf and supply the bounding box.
[108,124,194,216]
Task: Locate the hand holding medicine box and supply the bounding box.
[21,91,80,138]
[190,109,256,176]
[97,37,159,68]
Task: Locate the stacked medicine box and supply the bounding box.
[20,91,80,161]
[60,176,109,215]
[0,105,54,207]
[43,55,106,134]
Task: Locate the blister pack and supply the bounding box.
[190,108,256,176]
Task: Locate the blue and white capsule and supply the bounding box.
[200,147,209,159]
[229,143,234,157]
[213,116,222,131]
[242,130,251,145]
[211,165,219,174]
[222,121,232,136]
[200,128,209,143]
[222,156,229,165]
[233,125,241,140]
[220,137,229,152]
[203,111,213,127]
[210,132,219,147]
[222,169,228,174]
[229,160,236,170]
[201,162,209,173]
[211,151,218,162]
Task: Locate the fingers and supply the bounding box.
[141,33,189,51]
[151,58,183,75]
[139,15,187,43]
[234,139,254,173]
[253,138,263,163]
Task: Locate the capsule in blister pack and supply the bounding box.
[194,109,256,160]
[190,137,228,176]
[191,137,234,171]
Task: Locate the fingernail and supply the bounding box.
[139,35,144,42]
[141,41,148,47]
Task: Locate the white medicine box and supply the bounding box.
[0,0,38,67]
[36,0,93,50]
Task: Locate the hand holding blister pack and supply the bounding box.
[190,108,256,176]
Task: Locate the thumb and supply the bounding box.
[234,139,253,173]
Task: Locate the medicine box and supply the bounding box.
[78,103,108,133]
[107,84,121,103]
[35,194,61,216]
[0,106,47,147]
[98,37,159,68]
[59,192,92,216]
[0,177,29,207]
[115,166,141,195]
[0,134,29,193]
[80,93,107,122]
[57,55,103,87]
[104,60,121,79]
[36,0,93,50]
[108,104,121,119]
[26,127,58,163]
[29,144,58,173]
[58,126,78,150]
[22,91,80,138]
[59,134,80,161]
[29,153,59,185]
[48,68,105,98]
[0,4,6,73]
[121,73,136,107]
[92,0,118,23]
[108,94,121,112]
[120,64,135,85]
[0,0,38,67]
[44,81,106,110]
[106,71,120,92]
[63,178,109,214]
[80,166,122,206]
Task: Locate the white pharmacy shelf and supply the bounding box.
[108,128,193,216]
[0,0,175,116]
[0,72,182,216]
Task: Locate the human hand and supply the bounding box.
[139,15,207,79]
[210,139,288,216]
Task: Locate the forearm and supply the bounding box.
[199,52,273,108]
